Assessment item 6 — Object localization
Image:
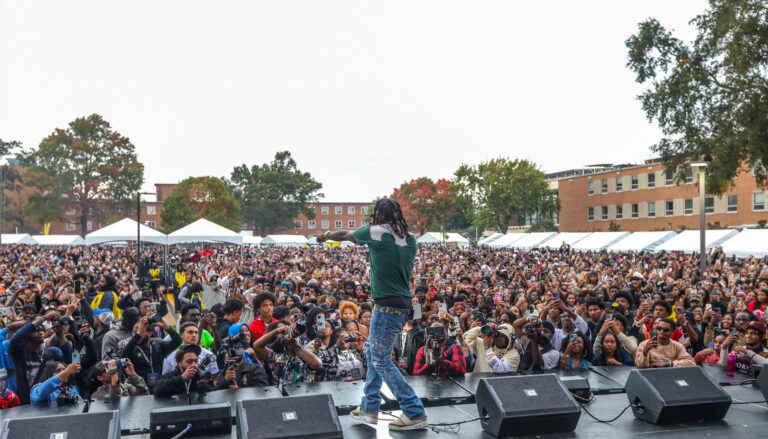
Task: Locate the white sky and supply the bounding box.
[0,1,707,202]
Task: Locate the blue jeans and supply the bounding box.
[361,306,426,420]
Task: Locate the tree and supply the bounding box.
[0,139,24,232]
[390,178,459,235]
[529,218,558,232]
[452,158,560,232]
[626,1,768,194]
[160,176,240,233]
[227,151,323,235]
[21,114,144,236]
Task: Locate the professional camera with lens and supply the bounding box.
[425,326,446,366]
[221,333,246,367]
[196,354,214,381]
[55,384,79,406]
[291,322,306,338]
[148,312,163,324]
[523,323,541,334]
[344,334,359,343]
[481,325,498,338]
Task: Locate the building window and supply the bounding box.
[647,173,655,188]
[361,206,368,215]
[87,221,93,231]
[147,205,156,215]
[294,220,302,229]
[684,198,694,215]
[705,197,715,214]
[348,220,355,228]
[648,201,656,217]
[65,208,76,216]
[665,200,674,216]
[308,220,316,229]
[66,221,76,231]
[753,192,765,211]
[587,181,594,195]
[335,206,342,215]
[601,206,608,220]
[321,220,329,229]
[615,177,623,192]
[684,167,693,184]
[242,223,249,230]
[348,206,355,214]
[335,220,342,228]
[321,206,329,215]
[665,170,674,185]
[147,221,156,228]
[117,205,125,214]
[601,179,608,193]
[727,194,738,212]
[588,207,594,221]
[631,175,639,190]
[631,203,639,218]
[615,204,623,219]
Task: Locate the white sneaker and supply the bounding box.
[350,407,378,425]
[388,413,428,431]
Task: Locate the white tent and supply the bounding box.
[508,232,557,249]
[488,234,526,248]
[478,233,504,246]
[167,218,242,245]
[33,235,86,246]
[242,236,263,247]
[261,235,309,247]
[655,229,738,253]
[417,232,471,247]
[720,230,768,258]
[0,234,35,245]
[572,232,630,251]
[85,218,167,246]
[538,232,592,249]
[606,231,677,253]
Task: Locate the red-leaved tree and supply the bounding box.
[390,177,456,235]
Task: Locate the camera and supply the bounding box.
[291,322,306,338]
[196,354,214,381]
[148,313,163,324]
[425,326,446,366]
[481,325,498,338]
[58,316,72,326]
[221,333,246,367]
[56,384,79,406]
[344,334,359,343]
[523,323,541,334]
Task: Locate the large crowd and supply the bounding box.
[0,240,765,410]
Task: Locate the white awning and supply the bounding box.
[720,230,768,258]
[478,233,504,246]
[242,236,263,247]
[571,232,631,251]
[654,229,738,253]
[261,235,309,247]
[538,232,592,249]
[507,232,557,249]
[1,234,35,245]
[417,232,471,247]
[606,231,677,253]
[488,234,526,248]
[32,235,86,246]
[166,218,243,245]
[85,218,167,245]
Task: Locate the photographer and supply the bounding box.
[120,316,182,392]
[154,345,214,397]
[30,361,81,404]
[463,322,519,374]
[316,327,367,382]
[513,316,561,371]
[162,323,218,385]
[215,332,269,390]
[413,323,465,376]
[91,358,149,397]
[253,322,322,386]
[101,306,141,360]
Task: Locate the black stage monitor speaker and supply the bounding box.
[757,364,768,402]
[150,402,232,438]
[475,374,581,437]
[237,394,342,439]
[0,410,119,439]
[625,366,731,424]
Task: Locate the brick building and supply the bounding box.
[555,160,768,232]
[266,201,372,237]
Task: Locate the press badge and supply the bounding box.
[148,373,159,387]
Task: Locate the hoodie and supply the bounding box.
[463,324,520,374]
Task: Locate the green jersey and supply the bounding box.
[353,224,416,300]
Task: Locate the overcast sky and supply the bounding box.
[0,1,708,202]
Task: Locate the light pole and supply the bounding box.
[136,191,155,287]
[690,162,709,273]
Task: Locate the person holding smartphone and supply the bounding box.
[635,318,695,368]
[559,332,592,370]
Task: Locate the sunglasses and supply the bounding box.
[654,326,672,333]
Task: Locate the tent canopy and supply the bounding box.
[571,232,631,251]
[488,234,526,248]
[606,231,677,253]
[538,232,592,249]
[33,235,86,246]
[261,235,309,247]
[417,232,470,247]
[655,229,738,253]
[242,236,263,247]
[720,230,768,258]
[507,232,557,249]
[478,233,504,246]
[85,218,167,246]
[0,234,35,245]
[167,218,242,245]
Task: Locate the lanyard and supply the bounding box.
[137,345,153,374]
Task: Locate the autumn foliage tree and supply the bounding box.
[160,176,240,233]
[390,177,459,235]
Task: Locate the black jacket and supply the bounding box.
[153,367,214,397]
[120,328,183,388]
[394,327,424,375]
[215,361,269,390]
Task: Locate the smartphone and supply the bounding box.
[650,331,657,340]
[605,313,613,321]
[453,316,460,326]
[149,303,157,311]
[413,303,422,320]
[569,333,578,342]
[74,279,81,294]
[438,303,447,313]
[730,296,738,305]
[315,314,326,332]
[72,351,80,363]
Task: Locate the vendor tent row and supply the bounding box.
[480,229,767,257]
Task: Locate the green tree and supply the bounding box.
[529,218,559,233]
[0,139,24,232]
[160,176,240,233]
[626,1,768,193]
[20,114,144,236]
[227,151,323,235]
[453,158,560,232]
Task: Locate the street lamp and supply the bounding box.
[136,191,156,288]
[690,162,709,273]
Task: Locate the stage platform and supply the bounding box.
[1,367,766,438]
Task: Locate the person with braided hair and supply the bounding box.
[317,198,428,431]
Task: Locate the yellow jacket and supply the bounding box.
[90,291,122,319]
[149,268,161,282]
[174,272,186,289]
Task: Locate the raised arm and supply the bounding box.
[317,231,356,244]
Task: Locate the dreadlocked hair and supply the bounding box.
[373,198,409,239]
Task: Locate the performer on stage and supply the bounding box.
[317,198,428,431]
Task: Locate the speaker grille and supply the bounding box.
[641,367,726,405]
[2,411,118,439]
[238,394,342,439]
[488,375,577,417]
